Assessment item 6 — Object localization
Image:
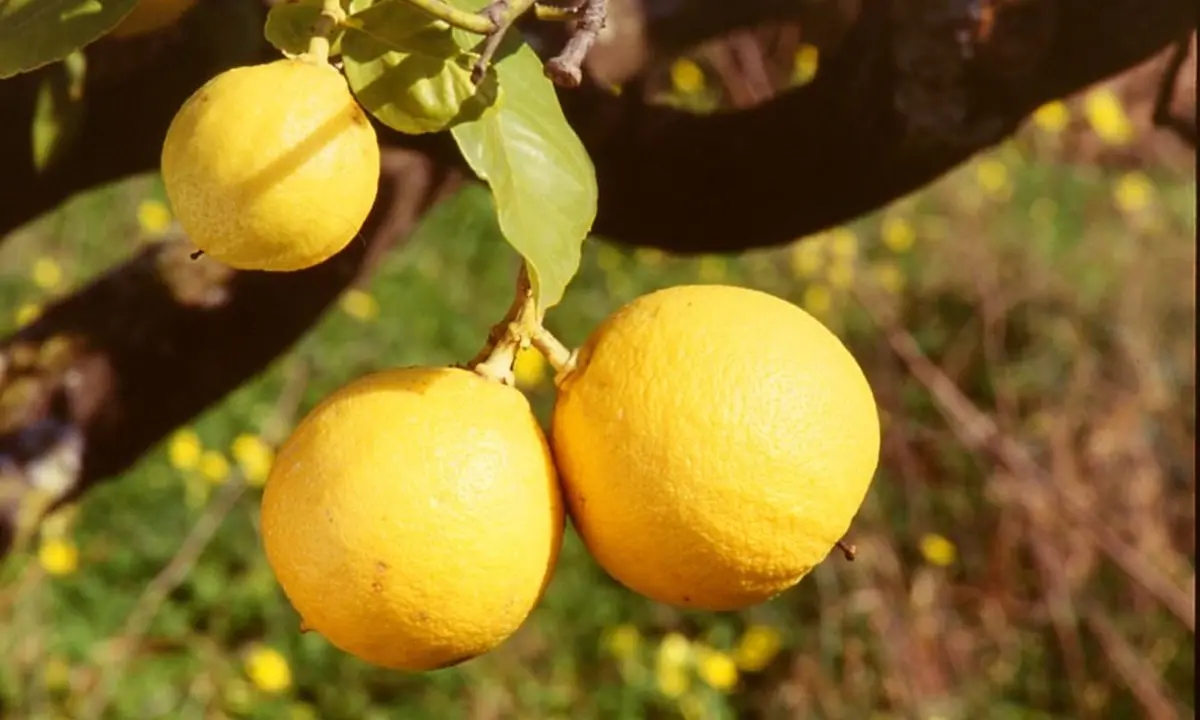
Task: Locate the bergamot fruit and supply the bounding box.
[551,284,880,611]
[260,366,564,671]
[161,57,380,272]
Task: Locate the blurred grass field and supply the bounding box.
[0,64,1196,719]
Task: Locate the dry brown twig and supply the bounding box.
[1082,602,1186,720]
[851,282,1197,633]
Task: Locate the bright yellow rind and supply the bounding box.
[552,284,881,611]
[260,366,564,672]
[161,58,380,272]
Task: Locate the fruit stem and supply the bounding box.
[469,262,576,384]
[306,0,346,66]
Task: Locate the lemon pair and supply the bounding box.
[260,283,881,672]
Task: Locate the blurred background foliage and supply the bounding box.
[0,32,1195,720]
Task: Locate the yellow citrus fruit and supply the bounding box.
[551,284,880,611]
[108,0,199,39]
[161,58,380,272]
[260,366,563,671]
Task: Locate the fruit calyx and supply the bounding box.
[469,263,576,386]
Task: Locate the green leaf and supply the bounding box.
[31,49,87,172]
[263,0,343,58]
[449,36,597,311]
[341,0,497,135]
[0,0,138,79]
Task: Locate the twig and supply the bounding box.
[471,0,535,84]
[1150,34,1196,147]
[544,0,607,88]
[1082,602,1185,720]
[466,262,532,372]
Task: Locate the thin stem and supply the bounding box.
[306,0,347,65]
[469,262,575,384]
[530,325,574,374]
[543,0,606,88]
[397,0,497,34]
[471,0,539,82]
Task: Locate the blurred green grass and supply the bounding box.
[0,92,1196,719]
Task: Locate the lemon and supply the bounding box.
[108,0,199,39]
[260,366,563,671]
[552,284,880,611]
[161,58,380,272]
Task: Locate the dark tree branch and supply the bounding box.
[0,0,1195,555]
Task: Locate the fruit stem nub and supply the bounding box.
[469,262,576,384]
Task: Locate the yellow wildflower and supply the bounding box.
[1112,171,1154,215]
[802,284,833,317]
[789,239,825,278]
[975,158,1011,199]
[793,43,820,86]
[919,532,957,567]
[670,58,706,95]
[881,215,916,254]
[695,647,739,692]
[828,228,858,260]
[38,537,79,576]
[32,257,63,291]
[167,428,202,471]
[231,434,274,486]
[339,289,379,323]
[602,623,641,660]
[1031,101,1070,134]
[657,665,689,699]
[733,625,783,672]
[199,450,230,484]
[15,302,42,328]
[513,345,547,389]
[42,656,72,691]
[1084,88,1133,145]
[244,645,292,693]
[658,632,692,669]
[136,199,173,235]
